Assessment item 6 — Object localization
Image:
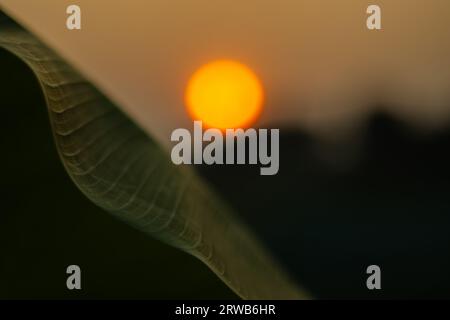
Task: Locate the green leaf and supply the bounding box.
[0,19,308,299]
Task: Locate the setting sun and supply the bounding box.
[185,60,264,130]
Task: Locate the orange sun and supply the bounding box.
[185,60,264,130]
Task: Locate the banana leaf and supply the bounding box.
[0,16,308,299]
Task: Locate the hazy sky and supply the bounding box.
[1,0,450,144]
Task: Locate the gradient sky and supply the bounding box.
[1,0,449,145]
